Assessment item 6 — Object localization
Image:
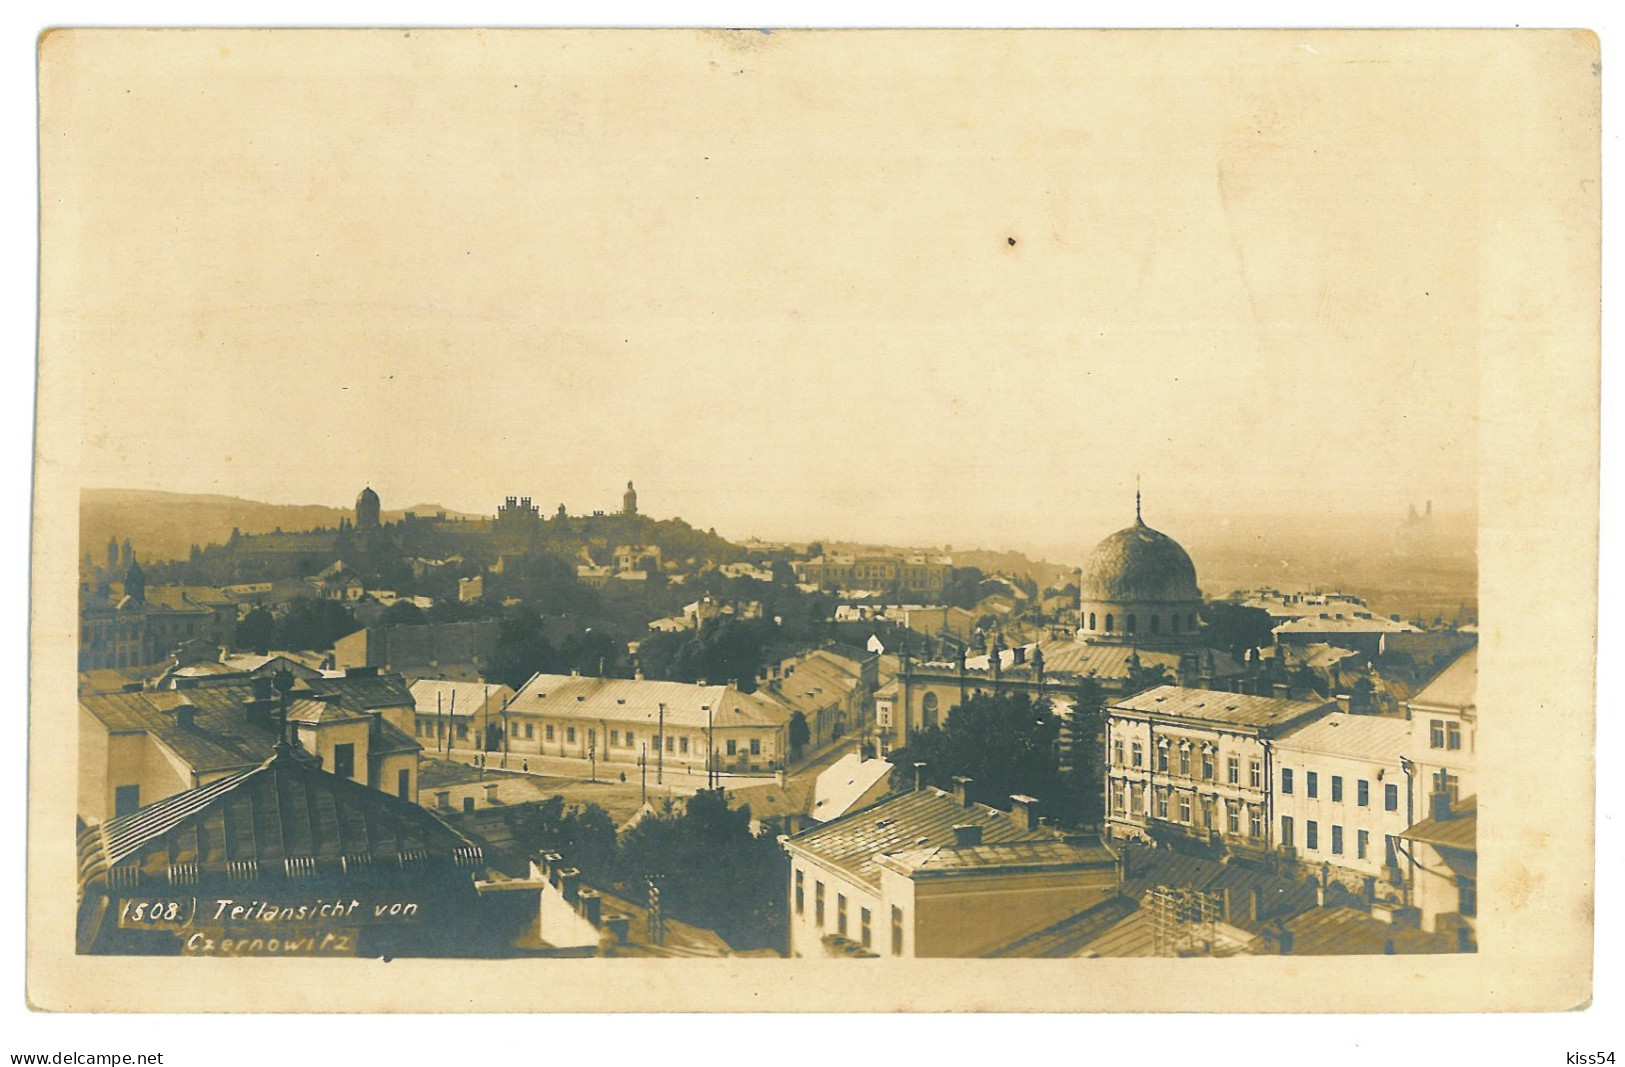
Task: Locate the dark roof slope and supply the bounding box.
[78,749,480,890]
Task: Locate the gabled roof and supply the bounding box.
[1110,685,1335,732]
[78,749,481,889]
[786,787,1054,887]
[810,754,894,823]
[409,680,516,719]
[1030,641,1244,682]
[1408,645,1477,713]
[511,674,788,731]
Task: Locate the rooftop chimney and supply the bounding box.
[1009,794,1041,831]
[173,700,195,730]
[1430,791,1454,822]
[578,888,602,925]
[913,762,928,792]
[251,675,274,701]
[952,824,983,847]
[952,776,975,807]
[559,867,581,904]
[543,853,564,887]
[1272,683,1291,699]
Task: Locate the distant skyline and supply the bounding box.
[52,32,1479,559]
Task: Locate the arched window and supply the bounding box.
[1088,612,1096,630]
[1105,613,1115,632]
[921,692,940,730]
[1127,614,1137,633]
[1151,614,1161,634]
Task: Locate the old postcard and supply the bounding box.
[29,28,1598,1012]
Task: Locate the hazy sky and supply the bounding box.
[45,30,1484,556]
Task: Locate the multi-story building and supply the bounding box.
[78,672,422,826]
[504,674,791,774]
[1103,685,1336,856]
[1271,711,1414,888]
[1400,646,1477,936]
[79,577,239,671]
[783,779,1119,958]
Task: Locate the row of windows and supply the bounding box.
[1111,783,1265,837]
[1085,610,1198,635]
[1280,769,1400,811]
[795,870,903,954]
[1279,817,1397,864]
[1112,738,1263,788]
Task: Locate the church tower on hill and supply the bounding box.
[623,480,638,516]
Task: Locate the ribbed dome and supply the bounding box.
[356,486,379,508]
[1081,519,1201,602]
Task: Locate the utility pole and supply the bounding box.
[657,702,665,785]
[706,704,715,790]
[640,742,648,806]
[500,694,510,770]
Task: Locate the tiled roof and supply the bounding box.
[78,749,481,888]
[1401,797,1477,853]
[286,697,367,725]
[511,674,788,731]
[1274,712,1412,763]
[409,680,515,720]
[1409,646,1477,712]
[1111,685,1334,732]
[786,787,1053,887]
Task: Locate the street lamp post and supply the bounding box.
[640,741,648,806]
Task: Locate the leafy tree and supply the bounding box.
[489,607,556,690]
[788,710,810,758]
[234,607,276,654]
[1200,602,1276,663]
[884,690,1085,826]
[273,599,359,651]
[380,600,426,627]
[613,788,787,952]
[503,796,617,875]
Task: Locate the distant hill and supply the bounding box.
[80,489,487,565]
[820,540,1076,591]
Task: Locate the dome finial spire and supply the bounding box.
[1135,474,1142,524]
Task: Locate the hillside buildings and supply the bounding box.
[792,552,952,598]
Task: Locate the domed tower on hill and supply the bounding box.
[623,480,638,516]
[1077,491,1203,649]
[356,486,381,531]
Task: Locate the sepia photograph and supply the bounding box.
[23,22,1603,1029]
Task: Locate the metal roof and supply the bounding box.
[79,748,481,887]
[879,838,1116,876]
[511,674,788,731]
[785,787,1053,887]
[1408,645,1477,712]
[1401,796,1478,852]
[1111,685,1335,732]
[1274,712,1413,763]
